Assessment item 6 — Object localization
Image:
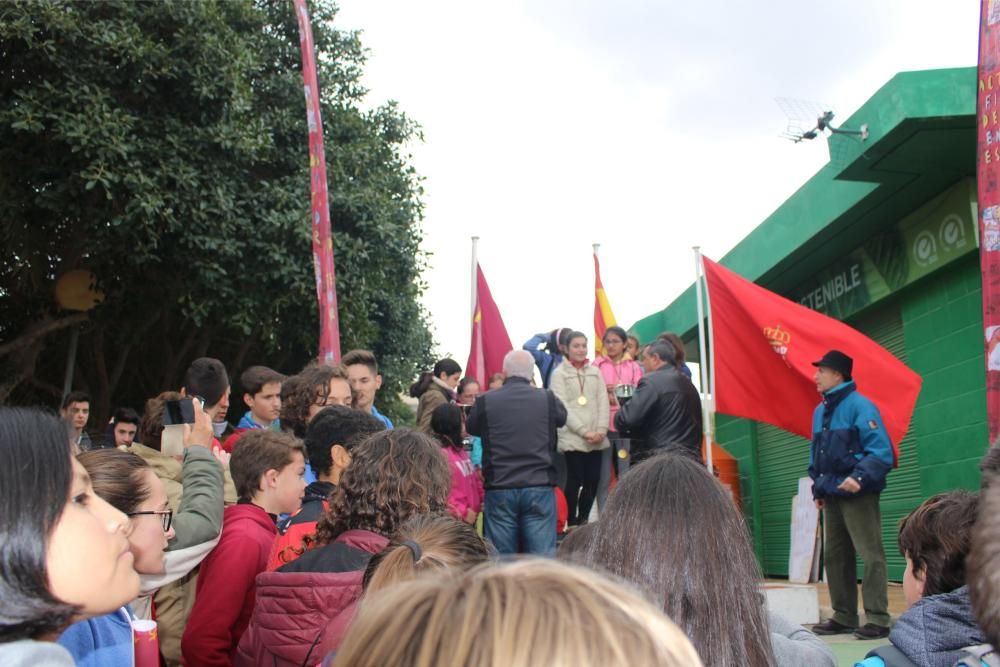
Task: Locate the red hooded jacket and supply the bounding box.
[235,529,388,666]
[182,503,277,666]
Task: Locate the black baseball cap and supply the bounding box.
[812,350,853,380]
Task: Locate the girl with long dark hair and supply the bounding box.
[409,358,462,434]
[431,404,484,525]
[569,452,834,667]
[0,408,139,666]
[550,331,609,528]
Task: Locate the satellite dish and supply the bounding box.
[54,270,103,312]
[776,97,869,144]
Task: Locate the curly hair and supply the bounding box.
[281,363,350,437]
[312,429,451,546]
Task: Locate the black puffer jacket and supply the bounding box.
[613,365,702,460]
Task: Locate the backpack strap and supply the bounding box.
[866,645,919,667]
[954,644,1000,667]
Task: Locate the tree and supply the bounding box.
[0,0,433,426]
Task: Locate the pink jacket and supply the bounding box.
[592,356,644,431]
[443,446,484,519]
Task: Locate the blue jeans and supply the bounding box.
[484,486,556,556]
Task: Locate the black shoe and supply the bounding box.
[811,619,857,635]
[853,623,890,640]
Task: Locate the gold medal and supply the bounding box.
[577,395,588,406]
[618,449,628,459]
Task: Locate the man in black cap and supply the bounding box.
[808,349,894,640]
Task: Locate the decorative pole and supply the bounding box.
[294,0,341,363]
[694,247,714,473]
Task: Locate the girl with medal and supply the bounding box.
[592,326,643,502]
[550,331,609,530]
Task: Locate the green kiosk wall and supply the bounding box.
[629,68,987,581]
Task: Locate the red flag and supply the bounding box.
[466,264,514,387]
[703,258,921,461]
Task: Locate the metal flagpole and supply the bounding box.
[693,247,714,473]
[471,236,480,324]
[593,243,600,357]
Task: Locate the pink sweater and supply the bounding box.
[443,446,484,519]
[593,355,644,431]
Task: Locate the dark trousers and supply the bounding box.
[484,486,556,556]
[823,493,890,627]
[564,450,603,526]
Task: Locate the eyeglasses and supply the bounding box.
[127,509,173,532]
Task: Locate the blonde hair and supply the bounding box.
[364,514,490,594]
[334,559,704,667]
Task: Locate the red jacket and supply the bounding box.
[235,529,388,667]
[182,503,276,667]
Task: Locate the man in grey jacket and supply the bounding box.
[467,350,567,556]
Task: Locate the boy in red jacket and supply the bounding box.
[182,430,306,666]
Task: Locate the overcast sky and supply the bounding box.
[333,1,979,369]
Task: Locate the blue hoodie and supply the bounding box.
[58,607,133,667]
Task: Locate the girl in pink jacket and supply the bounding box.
[431,404,484,524]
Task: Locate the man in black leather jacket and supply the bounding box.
[614,339,702,462]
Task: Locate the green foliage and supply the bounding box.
[0,0,432,425]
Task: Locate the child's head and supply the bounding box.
[0,408,138,641]
[313,429,451,545]
[231,430,306,515]
[182,357,230,421]
[240,365,286,426]
[430,404,463,451]
[336,559,704,667]
[488,373,504,390]
[304,405,385,484]
[342,350,382,412]
[363,514,491,594]
[970,466,1000,649]
[77,449,175,575]
[281,363,353,437]
[556,521,598,563]
[897,490,979,607]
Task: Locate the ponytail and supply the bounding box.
[409,371,434,398]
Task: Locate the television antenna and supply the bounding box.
[776,97,869,144]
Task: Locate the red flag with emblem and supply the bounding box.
[466,263,513,387]
[703,257,921,461]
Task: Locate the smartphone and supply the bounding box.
[163,398,196,426]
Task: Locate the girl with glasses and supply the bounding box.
[59,403,225,666]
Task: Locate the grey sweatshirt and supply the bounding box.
[0,640,75,667]
[770,611,837,667]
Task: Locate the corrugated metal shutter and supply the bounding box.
[755,303,919,580]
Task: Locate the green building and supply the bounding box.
[629,67,983,580]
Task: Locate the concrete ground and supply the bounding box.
[812,581,906,666]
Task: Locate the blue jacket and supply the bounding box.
[58,607,132,667]
[523,333,564,389]
[809,381,893,499]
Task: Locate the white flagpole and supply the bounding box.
[593,242,600,357]
[471,236,480,324]
[693,247,714,473]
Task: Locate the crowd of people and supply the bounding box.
[2,333,999,667]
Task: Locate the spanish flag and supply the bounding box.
[466,263,513,387]
[594,251,618,356]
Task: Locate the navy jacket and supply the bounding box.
[809,381,893,499]
[523,332,564,389]
[466,377,567,489]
